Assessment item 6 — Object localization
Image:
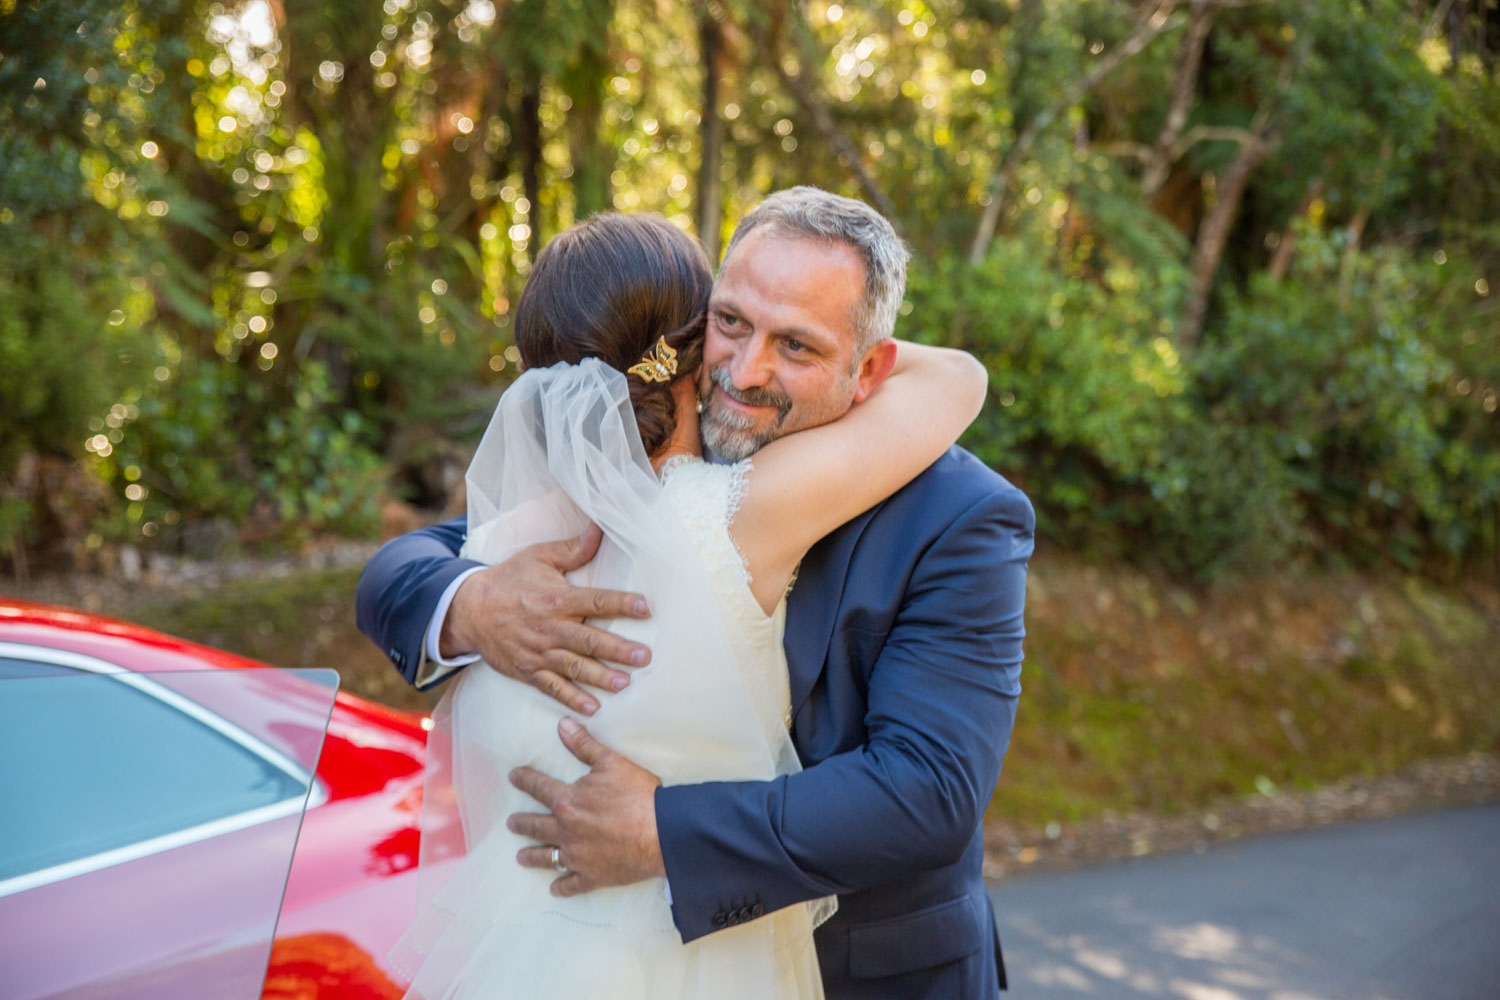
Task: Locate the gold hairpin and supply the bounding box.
[627,336,678,383]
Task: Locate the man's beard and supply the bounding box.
[699,364,794,462]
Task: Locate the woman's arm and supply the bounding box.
[733,340,987,612]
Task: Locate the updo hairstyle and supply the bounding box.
[513,213,712,456]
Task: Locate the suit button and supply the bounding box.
[711,911,729,929]
[748,902,765,918]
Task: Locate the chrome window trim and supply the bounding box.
[0,641,331,899]
[0,797,312,899]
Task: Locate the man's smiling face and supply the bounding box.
[699,228,882,461]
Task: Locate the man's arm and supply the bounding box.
[655,485,1032,940]
[356,516,481,688]
[506,482,1032,928]
[355,519,656,709]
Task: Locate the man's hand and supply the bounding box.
[441,524,652,715]
[508,718,666,897]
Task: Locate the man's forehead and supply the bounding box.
[719,226,863,274]
[713,231,863,309]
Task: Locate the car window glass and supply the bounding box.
[0,669,306,881]
[0,656,78,679]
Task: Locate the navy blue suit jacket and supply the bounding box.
[356,446,1033,999]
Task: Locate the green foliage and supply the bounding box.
[910,216,1497,579]
[128,566,436,715]
[1200,230,1499,572]
[96,359,384,544]
[0,1,172,552]
[0,249,151,477]
[1,0,1496,578]
[256,364,387,536]
[904,233,1193,555]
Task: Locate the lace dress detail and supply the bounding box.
[660,458,793,730]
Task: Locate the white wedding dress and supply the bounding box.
[390,360,830,1000]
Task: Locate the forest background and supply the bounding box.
[2,0,1499,837]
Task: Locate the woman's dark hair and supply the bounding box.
[514,213,712,456]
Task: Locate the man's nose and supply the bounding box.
[730,334,775,388]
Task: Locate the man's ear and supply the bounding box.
[851,339,899,404]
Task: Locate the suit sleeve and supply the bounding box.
[654,486,1033,942]
[354,515,485,688]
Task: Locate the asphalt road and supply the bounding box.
[989,803,1500,1000]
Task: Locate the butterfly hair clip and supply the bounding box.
[627,336,679,383]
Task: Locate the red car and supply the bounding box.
[0,599,427,999]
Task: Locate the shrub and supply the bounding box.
[907,228,1497,579]
[904,238,1195,561]
[93,358,385,549]
[1200,229,1498,573]
[0,244,154,565]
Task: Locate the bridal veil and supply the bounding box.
[390,360,827,1000]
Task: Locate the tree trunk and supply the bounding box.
[517,78,544,261]
[1141,1,1216,200]
[1449,0,1466,69]
[697,12,725,262]
[567,84,611,220]
[1176,0,1295,344]
[1179,130,1272,347]
[470,65,512,246]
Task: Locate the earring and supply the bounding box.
[695,396,704,415]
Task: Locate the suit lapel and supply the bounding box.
[784,506,879,715]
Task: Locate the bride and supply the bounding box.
[391,212,986,999]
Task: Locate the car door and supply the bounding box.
[0,645,335,1000]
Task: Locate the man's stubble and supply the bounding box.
[698,363,857,462]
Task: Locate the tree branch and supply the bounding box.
[771,55,901,229]
[1177,44,1297,347]
[1170,124,1258,158]
[1337,138,1393,307]
[969,0,1181,263]
[1141,0,1216,199]
[1178,127,1273,347]
[1101,140,1156,162]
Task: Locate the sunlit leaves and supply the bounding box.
[3,0,1496,570]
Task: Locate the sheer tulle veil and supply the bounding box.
[390,360,831,999]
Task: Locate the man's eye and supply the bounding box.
[717,312,742,330]
[784,338,807,353]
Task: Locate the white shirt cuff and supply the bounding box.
[415,567,485,687]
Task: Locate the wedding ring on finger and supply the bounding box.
[549,845,573,875]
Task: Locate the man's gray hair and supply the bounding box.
[721,186,909,356]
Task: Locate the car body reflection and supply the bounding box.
[0,601,435,999]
